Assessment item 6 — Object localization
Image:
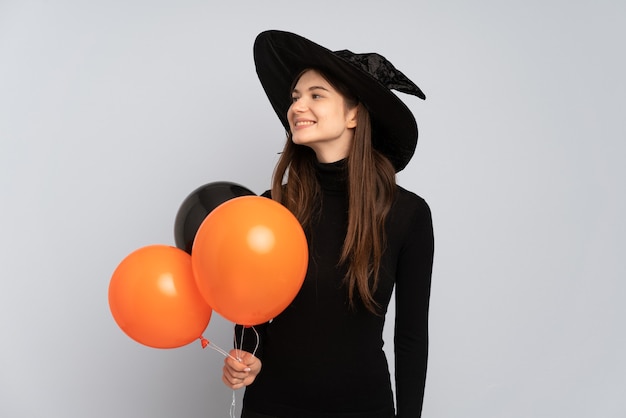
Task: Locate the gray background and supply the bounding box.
[1,0,624,417]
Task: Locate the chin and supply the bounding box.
[291,136,314,146]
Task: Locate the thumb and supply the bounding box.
[239,350,257,366]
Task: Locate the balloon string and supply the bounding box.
[200,336,238,418]
[199,337,238,361]
[200,328,259,418]
[230,390,236,418]
[250,326,260,357]
[234,326,260,359]
[231,326,259,418]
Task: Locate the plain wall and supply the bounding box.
[1,0,625,417]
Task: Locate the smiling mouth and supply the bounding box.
[295,121,316,127]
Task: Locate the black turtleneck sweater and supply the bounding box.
[238,160,434,418]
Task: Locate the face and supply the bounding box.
[288,70,358,163]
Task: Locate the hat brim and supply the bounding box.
[254,30,420,172]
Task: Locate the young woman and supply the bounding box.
[222,30,434,418]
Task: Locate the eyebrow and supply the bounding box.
[292,85,331,94]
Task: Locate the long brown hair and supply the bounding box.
[271,69,397,314]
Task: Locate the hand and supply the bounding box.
[222,349,262,390]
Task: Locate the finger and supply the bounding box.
[225,355,252,373]
[222,374,244,390]
[242,355,261,374]
[223,362,245,376]
[238,350,257,363]
[222,367,239,384]
[230,349,257,364]
[222,365,236,380]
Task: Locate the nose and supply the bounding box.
[290,97,307,113]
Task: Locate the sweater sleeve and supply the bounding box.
[394,197,434,417]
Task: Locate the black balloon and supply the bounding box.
[174,181,256,253]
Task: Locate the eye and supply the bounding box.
[291,95,300,103]
[311,93,321,99]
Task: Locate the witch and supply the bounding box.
[222,30,434,418]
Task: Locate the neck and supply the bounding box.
[313,148,349,164]
[309,137,352,164]
[314,158,348,193]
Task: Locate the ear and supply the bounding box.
[346,106,358,129]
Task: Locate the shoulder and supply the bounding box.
[388,186,434,245]
[389,186,434,260]
[393,185,432,220]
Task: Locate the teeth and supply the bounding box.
[295,121,315,126]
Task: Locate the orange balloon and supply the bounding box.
[108,245,212,348]
[192,196,308,326]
